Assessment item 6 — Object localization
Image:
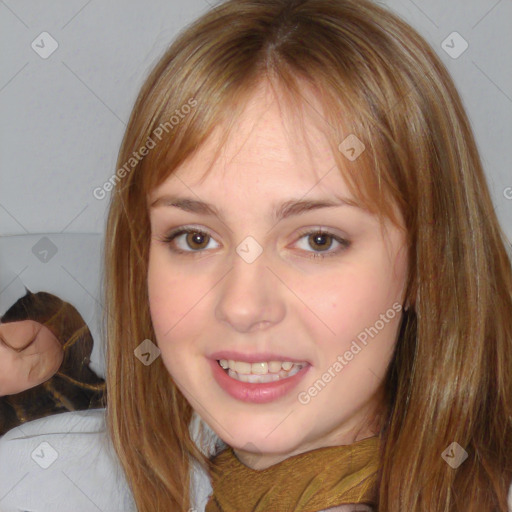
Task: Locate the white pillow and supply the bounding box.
[0,409,136,512]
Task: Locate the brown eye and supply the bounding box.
[295,229,351,260]
[163,227,219,254]
[184,231,210,250]
[307,232,335,251]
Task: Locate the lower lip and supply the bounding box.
[209,359,311,404]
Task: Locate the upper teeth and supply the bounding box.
[218,359,305,375]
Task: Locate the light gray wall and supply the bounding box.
[1,0,510,375]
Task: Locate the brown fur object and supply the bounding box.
[0,290,106,435]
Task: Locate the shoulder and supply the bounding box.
[0,409,136,512]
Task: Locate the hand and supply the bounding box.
[0,320,64,396]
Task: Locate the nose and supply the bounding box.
[214,246,285,333]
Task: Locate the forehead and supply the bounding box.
[150,82,355,203]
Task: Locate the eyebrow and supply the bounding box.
[150,195,360,222]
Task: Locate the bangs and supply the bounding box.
[138,62,405,234]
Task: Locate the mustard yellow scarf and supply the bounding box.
[205,435,380,512]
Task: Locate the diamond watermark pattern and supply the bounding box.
[134,339,161,366]
[32,236,58,263]
[236,236,263,264]
[31,441,59,469]
[240,442,263,468]
[31,32,59,59]
[441,32,469,59]
[441,441,468,468]
[338,134,366,161]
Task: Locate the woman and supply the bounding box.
[103,0,512,510]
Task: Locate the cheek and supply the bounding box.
[306,253,405,362]
[315,267,401,330]
[147,249,183,335]
[147,248,208,362]
[148,256,186,334]
[147,258,208,397]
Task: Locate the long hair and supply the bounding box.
[0,290,106,435]
[103,0,512,510]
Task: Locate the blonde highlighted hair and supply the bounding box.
[103,0,512,510]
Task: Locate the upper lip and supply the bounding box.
[209,350,310,364]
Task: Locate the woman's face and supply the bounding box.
[147,82,408,469]
[0,320,63,396]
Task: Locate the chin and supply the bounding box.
[217,416,304,454]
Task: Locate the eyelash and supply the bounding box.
[159,226,351,260]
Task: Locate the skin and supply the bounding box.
[147,80,408,470]
[0,320,63,396]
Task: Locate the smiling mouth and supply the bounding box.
[217,359,308,384]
